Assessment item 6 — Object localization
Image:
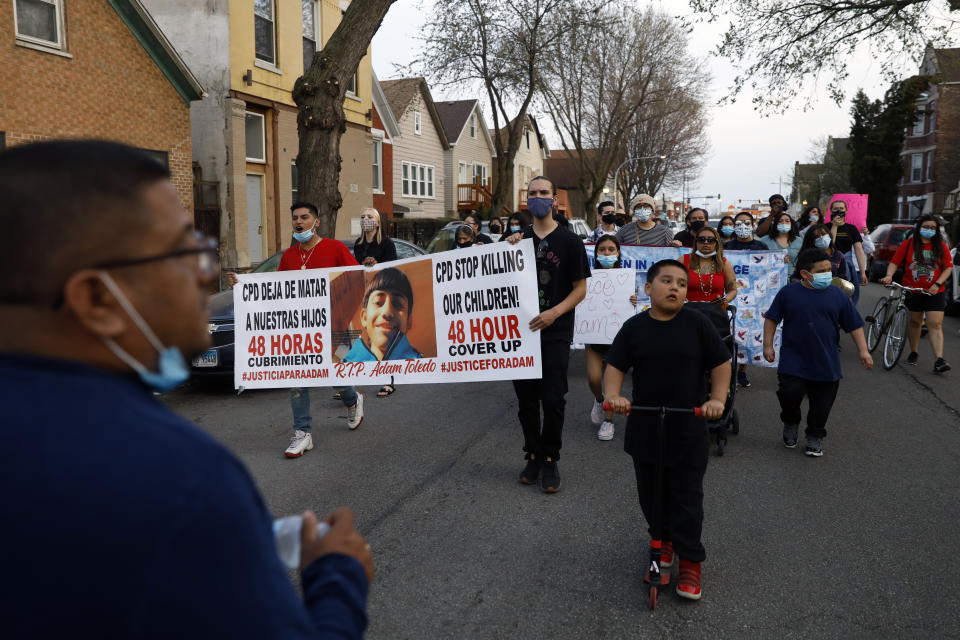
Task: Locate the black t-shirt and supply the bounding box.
[524,224,591,342]
[605,308,730,466]
[723,238,767,251]
[832,224,862,254]
[476,233,494,245]
[353,236,397,264]
[674,229,695,248]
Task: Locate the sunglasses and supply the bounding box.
[697,237,717,244]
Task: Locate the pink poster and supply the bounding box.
[825,194,868,229]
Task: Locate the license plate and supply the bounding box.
[192,349,219,368]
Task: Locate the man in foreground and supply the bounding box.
[0,140,373,638]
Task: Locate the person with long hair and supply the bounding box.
[353,208,396,267]
[500,211,531,240]
[798,205,822,237]
[761,211,804,269]
[683,226,738,306]
[717,215,736,242]
[881,214,954,373]
[585,236,637,442]
[792,223,847,282]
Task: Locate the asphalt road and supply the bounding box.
[166,281,959,639]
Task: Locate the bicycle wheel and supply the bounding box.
[882,307,910,370]
[865,298,888,353]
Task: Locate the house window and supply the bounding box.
[345,71,357,96]
[472,162,487,184]
[912,107,925,136]
[929,101,936,133]
[245,112,266,163]
[470,114,477,138]
[291,161,299,202]
[302,0,318,73]
[414,111,422,135]
[910,153,922,183]
[14,0,65,49]
[372,138,382,192]
[401,161,435,198]
[458,162,469,184]
[138,148,170,169]
[254,0,276,65]
[925,151,934,182]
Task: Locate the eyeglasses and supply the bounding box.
[92,231,219,278]
[697,237,717,245]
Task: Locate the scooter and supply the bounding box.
[605,402,701,610]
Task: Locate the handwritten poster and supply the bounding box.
[573,268,637,345]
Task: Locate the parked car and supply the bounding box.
[568,217,591,240]
[426,221,497,253]
[191,238,426,376]
[867,223,912,281]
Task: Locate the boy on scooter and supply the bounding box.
[604,259,730,601]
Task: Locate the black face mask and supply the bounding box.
[689,220,706,232]
[601,214,617,224]
[457,241,473,249]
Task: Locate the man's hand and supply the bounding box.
[701,398,725,420]
[669,240,682,248]
[505,232,524,245]
[605,395,631,415]
[362,257,377,267]
[227,272,238,288]
[300,508,374,583]
[859,350,874,371]
[880,275,893,286]
[529,308,559,331]
[763,344,776,363]
[861,273,868,286]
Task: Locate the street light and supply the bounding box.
[613,155,667,211]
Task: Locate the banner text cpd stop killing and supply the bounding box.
[435,248,526,315]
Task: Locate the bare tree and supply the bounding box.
[617,75,710,210]
[419,0,608,218]
[688,0,959,112]
[293,0,398,238]
[540,2,701,225]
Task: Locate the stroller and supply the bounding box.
[684,302,740,456]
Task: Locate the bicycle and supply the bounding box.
[864,282,930,370]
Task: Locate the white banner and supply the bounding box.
[573,268,639,345]
[234,240,542,388]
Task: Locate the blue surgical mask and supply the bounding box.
[810,272,833,290]
[509,225,521,233]
[777,223,791,234]
[720,226,734,237]
[634,208,652,222]
[98,272,190,392]
[920,228,937,239]
[596,254,617,268]
[809,215,819,224]
[292,228,315,243]
[814,235,831,249]
[735,223,753,239]
[527,197,553,219]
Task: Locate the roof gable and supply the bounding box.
[379,77,449,147]
[435,100,496,154]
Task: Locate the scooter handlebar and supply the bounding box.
[602,402,702,417]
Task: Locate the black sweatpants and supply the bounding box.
[632,457,707,562]
[512,339,570,461]
[776,373,840,439]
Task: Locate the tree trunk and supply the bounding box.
[293,0,397,239]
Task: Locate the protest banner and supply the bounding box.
[234,240,542,389]
[825,194,868,229]
[573,268,638,345]
[582,244,786,366]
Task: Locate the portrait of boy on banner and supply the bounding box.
[332,262,437,363]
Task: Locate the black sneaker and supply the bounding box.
[805,437,823,457]
[539,459,561,493]
[906,352,918,366]
[518,454,541,485]
[934,358,951,374]
[782,424,798,449]
[737,371,751,388]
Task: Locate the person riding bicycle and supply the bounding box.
[880,214,953,374]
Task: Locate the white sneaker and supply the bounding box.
[590,400,604,425]
[347,393,364,430]
[597,421,615,441]
[285,430,313,458]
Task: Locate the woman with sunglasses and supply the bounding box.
[683,226,737,306]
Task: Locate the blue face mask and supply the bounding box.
[509,225,521,233]
[814,235,831,249]
[720,226,734,237]
[920,228,937,239]
[809,272,833,290]
[98,273,190,392]
[735,223,753,239]
[292,227,315,243]
[596,254,617,268]
[777,224,792,234]
[527,197,553,219]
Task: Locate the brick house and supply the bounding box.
[0,0,203,212]
[898,47,960,220]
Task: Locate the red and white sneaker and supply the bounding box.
[676,557,702,600]
[660,541,674,568]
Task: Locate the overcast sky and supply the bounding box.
[371,0,912,215]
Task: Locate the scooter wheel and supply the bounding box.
[649,585,658,609]
[731,409,740,435]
